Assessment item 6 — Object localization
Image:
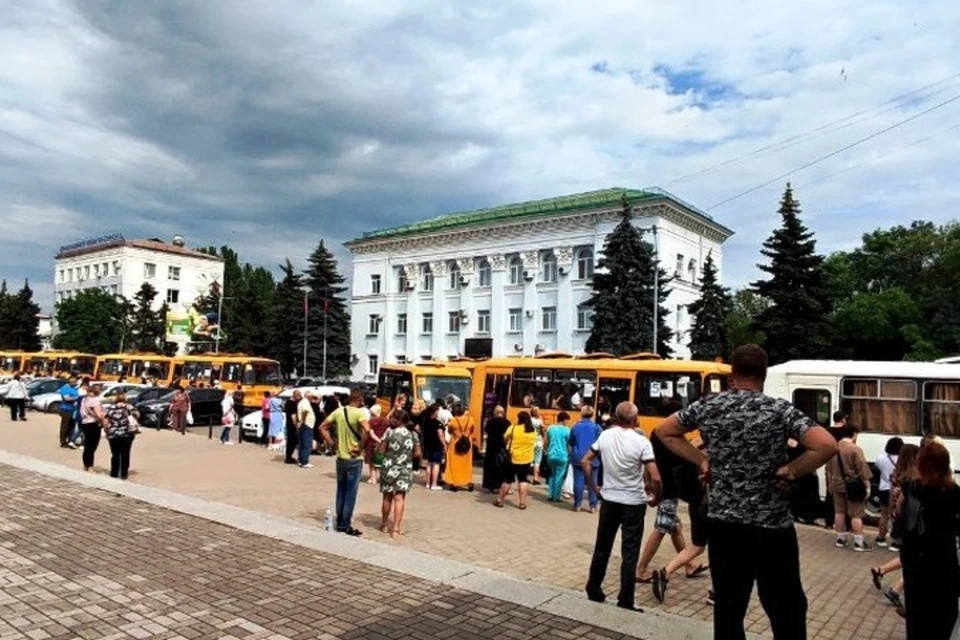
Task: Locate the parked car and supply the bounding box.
[31,382,121,413]
[126,386,170,406]
[100,383,149,404]
[241,384,350,440]
[135,387,225,429]
[23,378,65,409]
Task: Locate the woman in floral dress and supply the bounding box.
[378,409,421,538]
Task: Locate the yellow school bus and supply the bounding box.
[170,354,282,409]
[21,351,97,378]
[464,354,730,435]
[376,362,475,442]
[0,351,27,375]
[96,353,172,383]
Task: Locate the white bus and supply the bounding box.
[765,360,960,517]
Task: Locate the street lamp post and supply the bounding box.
[636,224,660,355]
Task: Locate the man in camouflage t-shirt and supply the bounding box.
[656,345,837,640]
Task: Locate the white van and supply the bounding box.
[765,360,960,516]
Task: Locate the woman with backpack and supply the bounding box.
[898,441,960,638]
[443,404,475,491]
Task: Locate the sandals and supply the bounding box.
[871,567,883,591]
[686,564,709,579]
[519,504,527,510]
[652,569,669,603]
[493,500,504,508]
[635,574,654,584]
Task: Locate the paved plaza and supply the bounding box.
[0,413,910,639]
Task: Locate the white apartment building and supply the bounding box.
[53,234,224,354]
[345,188,734,381]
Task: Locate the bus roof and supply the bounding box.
[174,354,279,363]
[380,363,472,378]
[461,356,729,374]
[768,359,960,379]
[98,353,169,359]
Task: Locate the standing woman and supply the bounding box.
[365,404,388,484]
[494,411,538,510]
[482,406,510,493]
[169,386,190,435]
[444,403,476,491]
[103,392,138,479]
[379,409,421,538]
[422,404,445,491]
[543,411,572,502]
[875,436,904,547]
[6,374,28,421]
[530,406,545,485]
[259,391,272,446]
[78,385,106,471]
[899,441,960,639]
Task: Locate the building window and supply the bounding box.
[676,304,685,341]
[508,256,523,285]
[422,265,434,291]
[397,270,408,292]
[576,248,595,280]
[94,264,101,278]
[675,254,685,278]
[477,259,492,286]
[422,313,434,334]
[112,261,120,276]
[144,263,156,279]
[368,355,379,376]
[448,262,461,290]
[448,311,462,333]
[110,285,118,295]
[58,270,64,283]
[541,306,557,332]
[541,252,557,283]
[83,265,90,280]
[477,310,491,333]
[688,259,698,283]
[397,313,408,335]
[102,262,109,277]
[166,289,180,304]
[577,304,594,331]
[396,355,408,365]
[368,314,382,335]
[168,266,181,281]
[508,308,523,333]
[371,274,381,294]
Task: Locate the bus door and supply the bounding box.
[789,385,834,427]
[481,370,512,424]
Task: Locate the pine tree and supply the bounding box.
[687,253,731,360]
[586,196,674,357]
[2,280,42,351]
[303,241,351,378]
[268,259,305,376]
[752,183,832,364]
[0,280,12,349]
[128,283,165,352]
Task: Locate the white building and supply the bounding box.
[345,187,734,381]
[37,315,53,350]
[53,234,225,354]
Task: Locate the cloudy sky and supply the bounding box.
[3,0,959,310]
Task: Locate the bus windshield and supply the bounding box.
[418,375,471,407]
[243,361,282,385]
[0,356,21,372]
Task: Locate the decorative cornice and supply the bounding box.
[555,246,573,268]
[521,251,540,271]
[402,263,418,290]
[429,260,448,276]
[488,254,506,271]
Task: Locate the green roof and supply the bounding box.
[352,187,725,243]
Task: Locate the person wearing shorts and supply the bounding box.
[637,432,692,582]
[827,425,873,551]
[494,412,538,510]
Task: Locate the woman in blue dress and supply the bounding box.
[268,394,285,448]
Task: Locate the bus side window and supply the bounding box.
[510,368,552,408]
[596,378,631,418]
[924,382,960,438]
[791,388,832,426]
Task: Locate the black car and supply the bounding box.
[127,386,169,406]
[135,388,225,429]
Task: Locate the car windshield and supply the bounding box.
[416,375,471,408]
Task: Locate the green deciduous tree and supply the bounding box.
[586,196,673,357]
[832,288,921,360]
[268,259,305,376]
[752,184,831,364]
[725,289,769,355]
[0,280,41,351]
[687,253,731,361]
[53,289,126,354]
[303,240,352,378]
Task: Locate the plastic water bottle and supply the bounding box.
[323,508,334,532]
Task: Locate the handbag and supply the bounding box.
[898,481,926,539]
[837,449,868,502]
[455,435,471,454]
[497,430,514,468]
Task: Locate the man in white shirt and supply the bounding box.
[219,392,235,445]
[582,401,661,611]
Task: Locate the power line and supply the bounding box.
[665,71,960,187]
[705,92,960,210]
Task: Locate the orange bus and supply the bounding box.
[170,354,282,410]
[96,354,172,383]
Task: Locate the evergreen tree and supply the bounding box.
[231,264,276,357]
[687,252,731,360]
[303,241,351,378]
[268,259,305,376]
[128,283,165,352]
[53,289,125,354]
[586,196,673,357]
[2,280,42,351]
[752,183,832,364]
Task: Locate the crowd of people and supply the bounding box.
[12,343,960,639]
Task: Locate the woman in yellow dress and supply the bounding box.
[444,403,476,491]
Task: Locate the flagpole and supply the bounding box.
[322,287,328,381]
[303,289,308,378]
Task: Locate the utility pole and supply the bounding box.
[652,225,659,355]
[322,287,328,381]
[303,289,309,378]
[214,292,224,353]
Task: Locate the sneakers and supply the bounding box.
[300,463,314,469]
[221,441,235,446]
[834,537,847,548]
[652,569,669,603]
[66,442,77,450]
[882,585,903,608]
[430,486,443,491]
[853,541,873,552]
[875,537,888,548]
[707,590,715,606]
[888,541,901,552]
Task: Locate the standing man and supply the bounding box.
[6,374,28,421]
[58,376,79,448]
[320,389,370,536]
[826,425,872,551]
[569,406,602,513]
[656,345,837,640]
[297,391,317,468]
[583,401,661,611]
[283,390,302,465]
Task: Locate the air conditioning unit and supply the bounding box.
[558,265,570,276]
[458,310,468,320]
[523,270,534,282]
[459,275,470,286]
[461,316,469,325]
[405,280,416,291]
[525,310,535,319]
[514,343,523,352]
